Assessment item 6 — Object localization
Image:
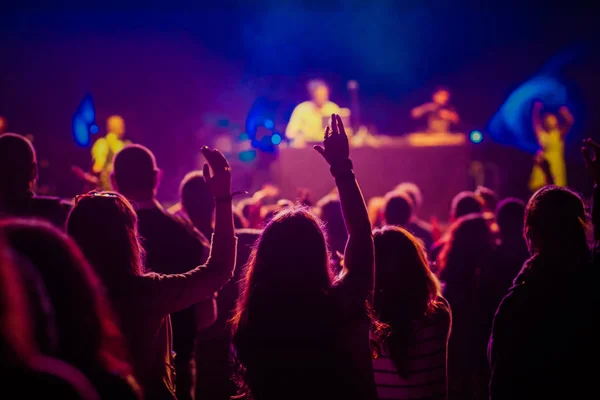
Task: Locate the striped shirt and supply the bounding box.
[373,304,451,400]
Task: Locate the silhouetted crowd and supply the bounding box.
[1,115,598,400]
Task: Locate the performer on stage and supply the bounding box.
[91,115,130,190]
[528,101,574,191]
[286,79,341,146]
[411,87,460,133]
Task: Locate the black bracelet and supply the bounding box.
[330,158,354,179]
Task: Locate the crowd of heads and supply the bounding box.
[0,129,598,400]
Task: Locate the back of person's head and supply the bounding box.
[373,226,444,374]
[525,186,587,256]
[394,182,423,212]
[0,236,36,366]
[317,194,347,255]
[496,197,526,239]
[0,219,128,375]
[475,186,498,213]
[67,192,144,290]
[0,133,36,193]
[180,171,214,222]
[374,226,441,318]
[111,144,158,197]
[450,191,483,220]
[232,207,332,330]
[438,214,493,276]
[384,192,413,227]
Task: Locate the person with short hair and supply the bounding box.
[286,79,341,146]
[0,133,71,228]
[111,144,212,400]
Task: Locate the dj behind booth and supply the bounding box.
[273,83,470,221]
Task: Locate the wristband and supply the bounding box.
[330,158,354,179]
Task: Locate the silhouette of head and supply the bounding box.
[180,171,214,227]
[438,213,493,276]
[1,219,127,374]
[233,207,332,329]
[317,194,347,255]
[384,193,413,227]
[432,87,450,106]
[450,191,483,221]
[525,186,587,255]
[107,115,125,139]
[0,234,35,365]
[394,182,423,213]
[374,226,440,317]
[307,79,329,108]
[112,144,159,200]
[0,133,37,193]
[68,192,144,289]
[496,198,526,240]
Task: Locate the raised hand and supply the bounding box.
[201,146,232,199]
[582,139,600,185]
[314,114,350,166]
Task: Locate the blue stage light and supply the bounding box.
[73,116,90,147]
[239,149,257,162]
[470,130,483,144]
[90,124,99,134]
[271,133,282,145]
[264,119,274,129]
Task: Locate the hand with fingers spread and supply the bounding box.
[201,146,232,199]
[582,139,600,185]
[314,114,350,167]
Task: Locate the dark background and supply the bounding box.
[1,2,598,202]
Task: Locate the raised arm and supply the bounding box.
[315,114,374,299]
[532,101,544,140]
[411,102,436,119]
[148,147,237,315]
[558,105,574,137]
[582,139,600,243]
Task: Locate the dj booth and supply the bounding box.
[270,133,472,220]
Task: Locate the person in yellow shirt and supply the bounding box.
[528,101,574,191]
[286,80,341,147]
[91,115,130,190]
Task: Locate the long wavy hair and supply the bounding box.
[67,192,145,292]
[437,214,494,282]
[0,219,130,376]
[231,207,334,394]
[373,226,446,375]
[232,207,333,330]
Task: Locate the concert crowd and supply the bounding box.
[0,114,598,400]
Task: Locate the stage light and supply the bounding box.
[264,119,274,129]
[90,124,99,134]
[271,133,282,145]
[239,149,257,162]
[470,130,483,144]
[72,93,96,147]
[73,116,90,147]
